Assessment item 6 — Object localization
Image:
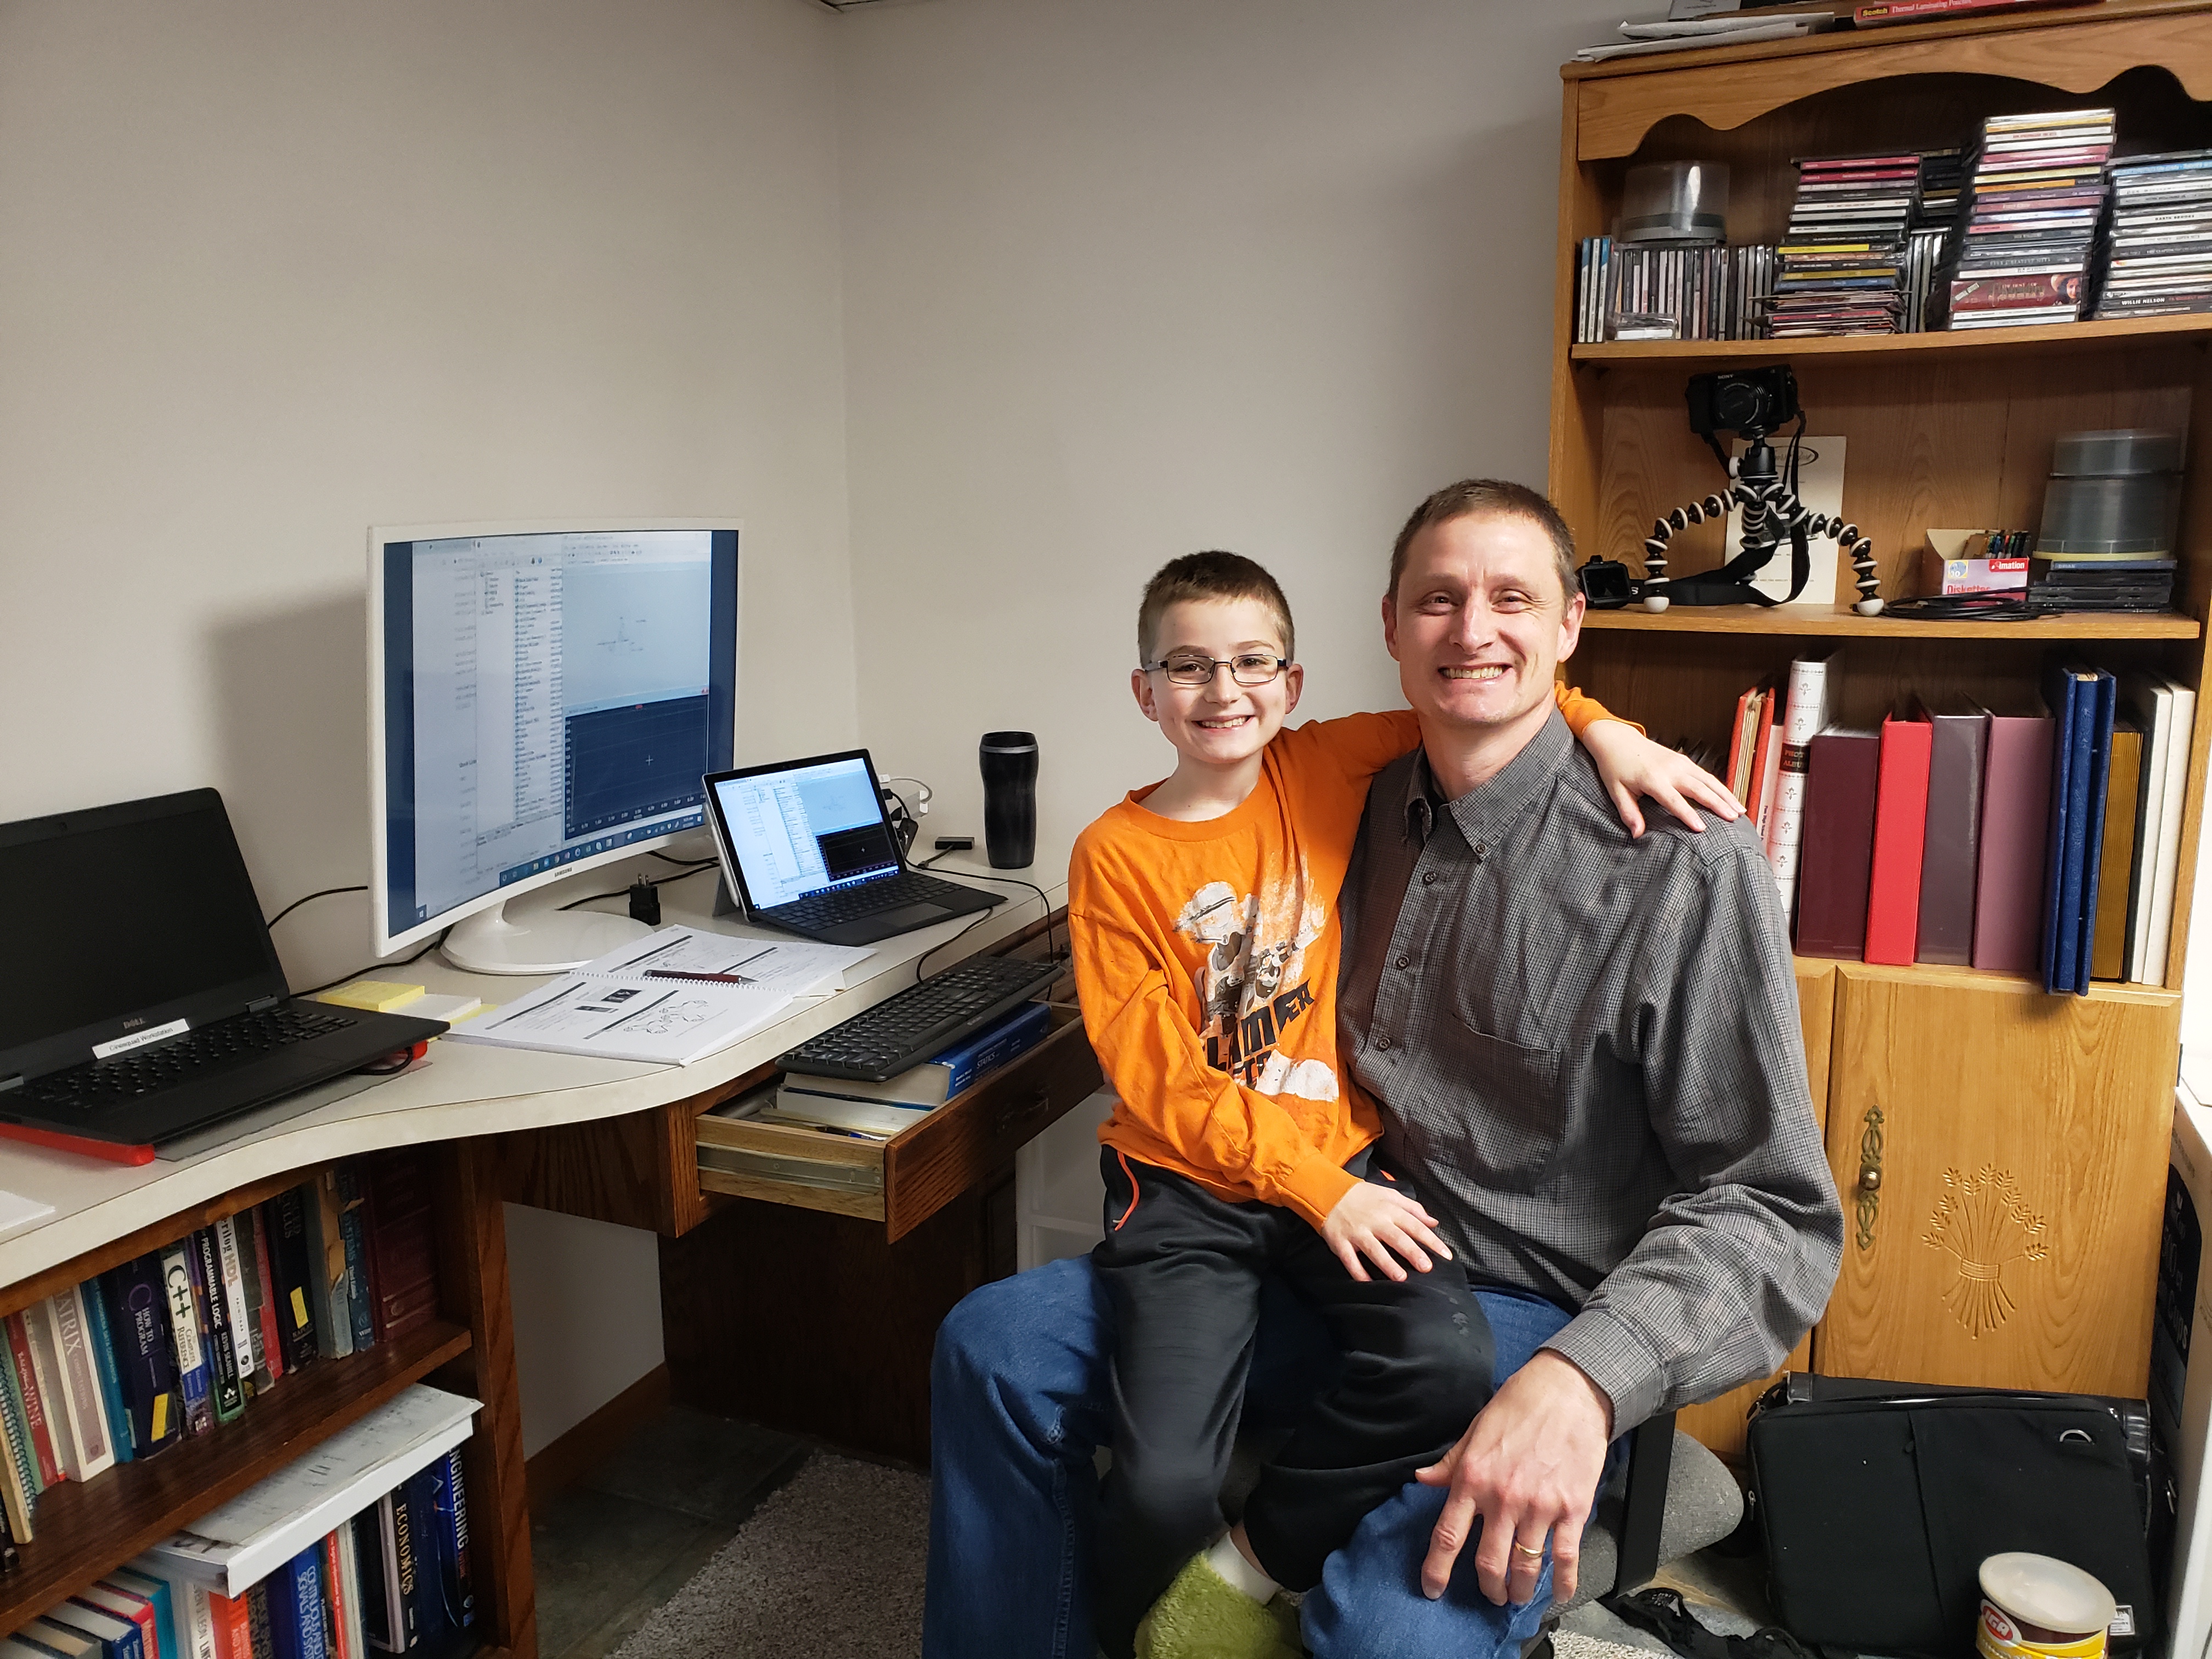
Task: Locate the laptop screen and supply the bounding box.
[0,790,285,1078]
[706,754,902,911]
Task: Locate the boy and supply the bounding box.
[1071,551,1731,1659]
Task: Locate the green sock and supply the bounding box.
[1134,1553,1305,1659]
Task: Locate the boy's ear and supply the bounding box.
[1282,660,1305,716]
[1131,666,1161,724]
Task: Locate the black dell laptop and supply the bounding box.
[0,789,449,1155]
[701,749,1002,946]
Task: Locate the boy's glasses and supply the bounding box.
[1146,653,1289,687]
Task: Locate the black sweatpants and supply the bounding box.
[1090,1149,1494,1659]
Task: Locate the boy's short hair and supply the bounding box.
[1136,551,1296,665]
[1386,479,1578,605]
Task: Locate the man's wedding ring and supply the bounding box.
[1510,1541,1545,1559]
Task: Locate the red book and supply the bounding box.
[1796,727,1883,959]
[1972,708,2057,973]
[207,1590,253,1659]
[4,1310,64,1487]
[250,1206,286,1385]
[1865,708,1934,964]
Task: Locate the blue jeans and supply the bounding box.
[923,1255,1600,1659]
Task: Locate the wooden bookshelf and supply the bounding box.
[1571,313,2212,366]
[1580,605,2202,639]
[0,1321,471,1629]
[1,1142,533,1657]
[1549,3,2211,1455]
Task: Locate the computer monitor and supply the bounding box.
[369,520,740,973]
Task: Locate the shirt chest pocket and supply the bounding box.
[1399,1020,1564,1190]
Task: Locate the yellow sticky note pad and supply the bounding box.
[313,980,427,1013]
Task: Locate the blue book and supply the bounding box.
[262,1544,328,1659]
[2071,667,2118,995]
[101,1257,181,1457]
[2041,663,2101,995]
[335,1171,376,1355]
[41,1602,141,1659]
[78,1276,134,1464]
[428,1449,475,1634]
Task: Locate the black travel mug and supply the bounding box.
[980,731,1039,868]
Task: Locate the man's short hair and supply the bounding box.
[1136,551,1296,665]
[1387,479,1578,605]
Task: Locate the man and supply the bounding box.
[922,479,1842,1659]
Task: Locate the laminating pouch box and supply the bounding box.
[1747,1373,2161,1659]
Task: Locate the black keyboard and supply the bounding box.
[778,953,1068,1082]
[19,1005,359,1112]
[769,871,981,932]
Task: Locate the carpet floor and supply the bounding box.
[602,1449,1668,1659]
[608,1454,930,1659]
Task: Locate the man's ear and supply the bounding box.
[1380,591,1400,659]
[1556,587,1587,662]
[1132,666,1161,723]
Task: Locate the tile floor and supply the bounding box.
[531,1407,811,1659]
[531,1404,1768,1659]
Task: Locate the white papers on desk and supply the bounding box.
[146,1385,479,1594]
[0,1190,56,1234]
[443,926,872,1065]
[580,926,871,997]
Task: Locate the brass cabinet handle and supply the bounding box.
[994,1088,1053,1138]
[1854,1103,1884,1252]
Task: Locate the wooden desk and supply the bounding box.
[0,850,1090,1656]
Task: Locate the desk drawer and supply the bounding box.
[694,1002,1101,1242]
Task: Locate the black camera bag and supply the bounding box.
[1746,1374,2161,1659]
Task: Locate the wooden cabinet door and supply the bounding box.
[1676,959,1836,1462]
[1816,967,2178,1398]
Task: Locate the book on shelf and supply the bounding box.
[127,1558,218,1659]
[5,1311,64,1491]
[17,1615,105,1659]
[1855,0,2091,24]
[268,1190,321,1375]
[159,1242,217,1440]
[2091,720,2143,983]
[144,1386,478,1597]
[306,1173,354,1363]
[73,1583,159,1659]
[212,1218,261,1408]
[245,1208,286,1393]
[190,1229,246,1425]
[1915,696,1988,967]
[1794,727,1881,958]
[101,1571,179,1659]
[0,1363,35,1544]
[103,1254,183,1459]
[260,1545,328,1659]
[40,1287,117,1482]
[332,1170,377,1357]
[1973,703,2057,975]
[2126,675,2198,985]
[40,1599,143,1659]
[77,1279,135,1466]
[2040,661,2117,996]
[360,1153,439,1346]
[1762,648,1844,922]
[1864,706,1933,966]
[427,1450,473,1639]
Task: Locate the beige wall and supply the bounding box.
[0,0,859,996]
[838,0,1628,848]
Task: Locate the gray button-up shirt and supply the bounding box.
[1338,707,1842,1432]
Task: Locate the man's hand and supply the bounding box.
[1413,1350,1612,1605]
[1319,1182,1452,1283]
[1581,718,1743,840]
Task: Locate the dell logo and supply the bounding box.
[123,1017,145,1031]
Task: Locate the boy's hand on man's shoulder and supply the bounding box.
[1581,719,1743,840]
[1320,1180,1453,1283]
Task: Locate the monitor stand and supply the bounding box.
[443,897,652,975]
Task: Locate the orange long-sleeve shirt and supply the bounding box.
[1074,686,1621,1230]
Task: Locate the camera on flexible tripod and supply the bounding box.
[1638,364,1882,616]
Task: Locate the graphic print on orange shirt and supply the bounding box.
[1174,862,1338,1102]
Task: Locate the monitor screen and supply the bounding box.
[372,522,739,951]
[708,754,900,911]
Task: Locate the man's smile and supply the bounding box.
[1442,665,1509,680]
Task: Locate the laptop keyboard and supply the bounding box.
[778,953,1067,1082]
[771,871,973,933]
[18,1006,359,1111]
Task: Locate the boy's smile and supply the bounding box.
[1132,596,1304,786]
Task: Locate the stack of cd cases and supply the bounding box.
[1763,152,1918,336]
[1573,238,1774,342]
[2092,150,2212,319]
[1942,108,2115,330]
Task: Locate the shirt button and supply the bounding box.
[1475,842,1488,864]
[1375,1035,1392,1051]
[1395,954,1410,969]
[1421,871,1437,885]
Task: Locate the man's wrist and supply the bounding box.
[1522,1349,1613,1439]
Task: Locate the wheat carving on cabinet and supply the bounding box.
[1922,1164,2050,1338]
